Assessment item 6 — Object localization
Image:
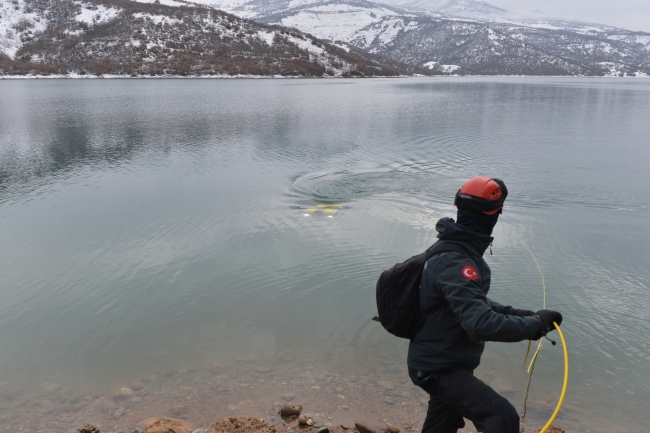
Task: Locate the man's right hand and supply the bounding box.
[534,309,563,339]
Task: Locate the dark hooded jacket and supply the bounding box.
[407,217,542,372]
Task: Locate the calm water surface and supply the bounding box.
[0,77,649,431]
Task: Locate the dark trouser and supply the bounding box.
[409,368,520,433]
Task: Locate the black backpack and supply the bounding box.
[373,242,471,340]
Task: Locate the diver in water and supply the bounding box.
[407,176,562,433]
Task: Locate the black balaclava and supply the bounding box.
[457,209,499,236]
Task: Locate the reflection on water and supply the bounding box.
[0,77,649,432]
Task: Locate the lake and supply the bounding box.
[0,77,649,433]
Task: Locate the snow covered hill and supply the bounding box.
[2,0,647,76]
[0,0,427,77]
[259,0,416,42]
[247,0,649,75]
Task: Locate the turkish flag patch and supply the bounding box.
[462,265,478,280]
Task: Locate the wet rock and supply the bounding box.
[278,403,302,416]
[314,373,328,381]
[317,428,330,433]
[298,370,315,380]
[281,392,296,402]
[192,429,206,433]
[227,404,238,411]
[355,419,389,433]
[377,380,395,390]
[404,422,414,431]
[170,404,188,416]
[143,417,193,433]
[341,405,349,410]
[78,424,100,433]
[266,415,281,427]
[113,387,135,401]
[298,415,308,426]
[490,378,514,394]
[130,382,145,391]
[254,366,272,374]
[112,406,126,419]
[389,426,400,433]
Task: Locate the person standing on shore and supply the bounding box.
[407,176,562,433]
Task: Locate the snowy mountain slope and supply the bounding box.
[349,16,600,75]
[0,0,427,76]
[256,0,415,42]
[246,0,649,75]
[490,21,650,72]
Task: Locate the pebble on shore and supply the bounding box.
[278,404,302,416]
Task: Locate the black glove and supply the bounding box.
[511,308,535,317]
[534,309,563,339]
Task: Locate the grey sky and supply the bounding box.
[488,0,650,32]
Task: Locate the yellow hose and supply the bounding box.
[516,234,569,432]
[538,322,569,433]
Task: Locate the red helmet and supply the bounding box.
[454,176,508,215]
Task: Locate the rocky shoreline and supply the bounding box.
[0,356,568,433]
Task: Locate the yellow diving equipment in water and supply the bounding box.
[304,204,341,216]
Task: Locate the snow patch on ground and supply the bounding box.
[330,42,350,52]
[287,35,324,56]
[422,60,437,69]
[256,30,275,46]
[607,34,650,50]
[440,64,460,73]
[75,5,120,26]
[132,13,183,26]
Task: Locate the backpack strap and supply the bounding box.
[420,242,474,319]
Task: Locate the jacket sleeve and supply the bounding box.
[431,252,541,342]
[487,298,515,315]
